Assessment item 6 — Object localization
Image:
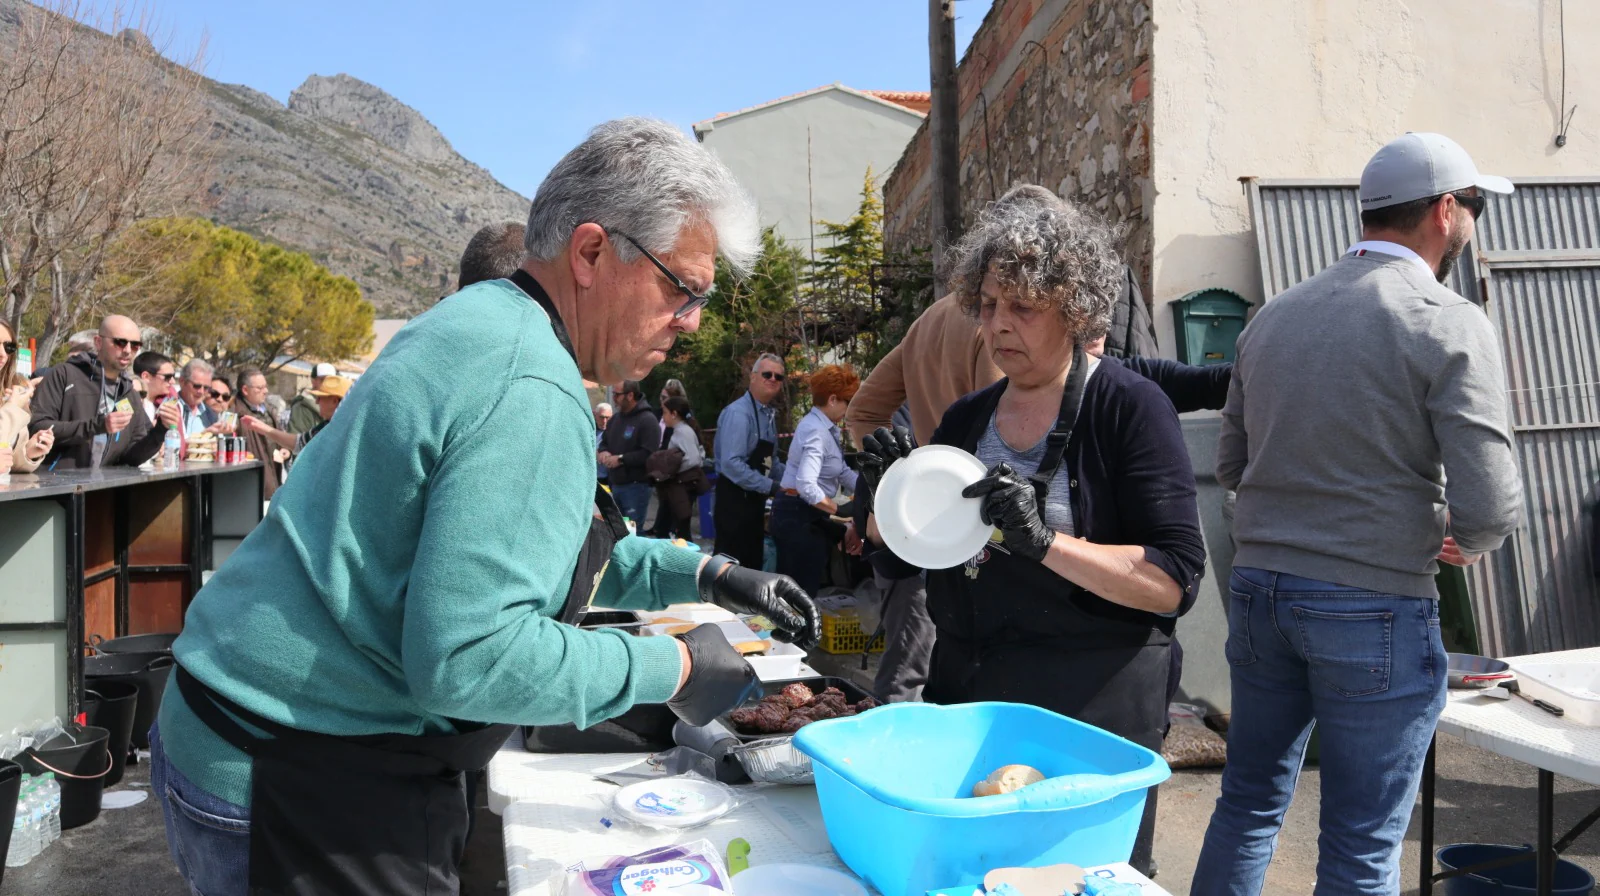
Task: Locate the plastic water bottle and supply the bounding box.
[40,773,59,844]
[162,425,182,471]
[28,784,48,854]
[8,779,35,865]
[5,784,27,867]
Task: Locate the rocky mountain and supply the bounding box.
[204,74,530,316]
[1,1,530,317]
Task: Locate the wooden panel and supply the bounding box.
[127,574,187,635]
[83,576,116,648]
[127,480,189,567]
[84,491,117,578]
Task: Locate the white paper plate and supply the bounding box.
[611,777,733,829]
[734,864,869,896]
[873,444,992,569]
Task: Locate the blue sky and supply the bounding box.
[113,1,992,198]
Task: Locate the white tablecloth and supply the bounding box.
[1437,648,1600,785]
[490,746,1172,896]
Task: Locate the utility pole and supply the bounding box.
[928,0,962,296]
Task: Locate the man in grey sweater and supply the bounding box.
[1193,133,1522,896]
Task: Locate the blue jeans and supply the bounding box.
[1192,567,1447,896]
[151,723,252,896]
[609,482,652,531]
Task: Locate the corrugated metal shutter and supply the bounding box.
[1244,177,1600,656]
[1245,178,1479,303]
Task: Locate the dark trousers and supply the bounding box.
[652,479,694,540]
[712,478,768,569]
[771,495,830,597]
[872,571,935,702]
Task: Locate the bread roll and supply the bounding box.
[971,764,1046,797]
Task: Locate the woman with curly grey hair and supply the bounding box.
[858,188,1205,876]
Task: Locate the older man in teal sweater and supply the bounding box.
[152,118,819,896]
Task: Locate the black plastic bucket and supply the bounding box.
[1438,844,1595,895]
[84,679,139,786]
[18,725,112,830]
[0,759,21,883]
[85,652,174,749]
[88,632,178,655]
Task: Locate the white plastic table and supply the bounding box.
[488,745,1173,895]
[1420,648,1600,896]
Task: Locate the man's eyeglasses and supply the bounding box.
[1,342,16,356]
[105,337,142,350]
[1440,191,1486,221]
[157,372,175,381]
[616,233,710,319]
[209,389,231,401]
[759,371,785,382]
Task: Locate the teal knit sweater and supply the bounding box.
[158,279,697,806]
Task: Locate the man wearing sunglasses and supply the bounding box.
[154,118,820,896]
[29,314,181,469]
[712,353,789,569]
[1195,133,1522,894]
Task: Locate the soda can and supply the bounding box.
[223,436,236,464]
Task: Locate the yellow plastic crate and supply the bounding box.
[819,608,885,655]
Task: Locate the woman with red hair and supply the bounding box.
[772,364,861,596]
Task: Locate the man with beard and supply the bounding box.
[1193,133,1523,894]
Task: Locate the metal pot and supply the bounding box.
[87,632,178,655]
[1447,652,1514,689]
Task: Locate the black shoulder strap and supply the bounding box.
[508,270,578,364]
[1028,342,1089,515]
[505,273,629,542]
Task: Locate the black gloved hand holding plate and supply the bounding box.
[961,462,1055,562]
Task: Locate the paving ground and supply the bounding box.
[9,726,1596,896]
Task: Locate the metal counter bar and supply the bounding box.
[0,462,264,730]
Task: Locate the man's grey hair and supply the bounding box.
[524,117,760,276]
[751,352,784,374]
[180,358,214,381]
[594,402,613,416]
[458,222,527,290]
[948,186,1123,342]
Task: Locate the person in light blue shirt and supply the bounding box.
[712,353,787,567]
[172,359,221,436]
[772,364,860,596]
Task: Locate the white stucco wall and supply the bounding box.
[1149,0,1599,715]
[696,89,924,253]
[1150,0,1600,353]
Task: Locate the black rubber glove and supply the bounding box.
[857,425,914,512]
[961,462,1055,562]
[667,624,762,728]
[699,561,821,650]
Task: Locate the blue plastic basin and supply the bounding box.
[792,702,1170,896]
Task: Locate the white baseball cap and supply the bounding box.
[312,362,338,378]
[1359,133,1513,210]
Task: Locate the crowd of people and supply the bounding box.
[576,133,1520,891]
[0,315,352,488]
[1,115,1523,895]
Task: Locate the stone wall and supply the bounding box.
[883,0,1153,294]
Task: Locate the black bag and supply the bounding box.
[678,465,711,496]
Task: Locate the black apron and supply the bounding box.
[922,344,1171,753]
[173,269,628,895]
[713,392,776,569]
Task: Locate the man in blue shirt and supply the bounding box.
[713,353,786,568]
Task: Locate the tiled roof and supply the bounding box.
[863,90,932,114]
